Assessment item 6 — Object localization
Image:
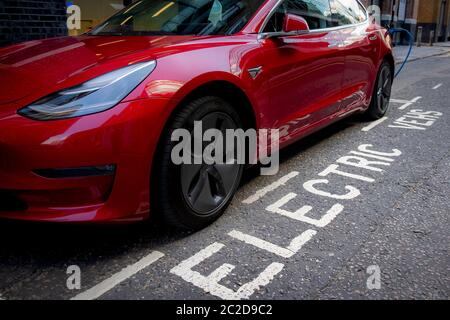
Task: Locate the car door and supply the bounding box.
[329,0,379,113]
[258,0,346,143]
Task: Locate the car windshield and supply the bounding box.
[90,0,265,36]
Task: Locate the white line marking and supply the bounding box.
[228,230,316,258]
[361,117,388,132]
[390,99,411,104]
[242,171,299,204]
[71,251,164,300]
[236,263,284,299]
[398,96,422,110]
[319,164,375,182]
[266,193,345,227]
[432,83,442,90]
[398,103,413,110]
[172,243,224,273]
[170,243,284,300]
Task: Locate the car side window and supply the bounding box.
[287,0,334,30]
[263,5,286,33]
[263,0,334,32]
[329,0,367,26]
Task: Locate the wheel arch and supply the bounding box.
[173,80,258,131]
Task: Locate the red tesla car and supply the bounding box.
[0,0,393,229]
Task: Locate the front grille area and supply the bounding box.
[0,190,28,212]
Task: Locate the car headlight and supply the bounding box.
[18,60,156,121]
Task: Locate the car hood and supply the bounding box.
[0,35,211,105]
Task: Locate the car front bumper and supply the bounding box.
[0,97,170,222]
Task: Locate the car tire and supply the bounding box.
[365,61,393,120]
[153,96,244,230]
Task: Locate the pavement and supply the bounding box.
[394,42,450,64]
[0,54,449,301]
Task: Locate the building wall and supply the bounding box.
[417,0,438,42]
[361,0,418,44]
[69,0,126,36]
[446,1,450,39]
[416,0,450,42]
[0,0,68,47]
[362,0,450,42]
[438,0,450,41]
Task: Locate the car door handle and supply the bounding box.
[369,35,378,41]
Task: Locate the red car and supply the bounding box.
[0,0,393,229]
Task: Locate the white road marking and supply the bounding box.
[358,145,402,157]
[266,194,344,227]
[71,251,165,300]
[350,151,395,162]
[235,262,284,299]
[398,103,413,110]
[432,83,442,90]
[303,179,361,200]
[170,242,284,300]
[390,99,411,104]
[361,117,388,132]
[390,109,443,130]
[336,155,390,172]
[242,171,299,204]
[228,230,316,259]
[319,164,375,182]
[398,96,422,110]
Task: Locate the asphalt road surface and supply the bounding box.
[0,54,449,301]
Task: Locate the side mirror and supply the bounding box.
[283,14,310,33]
[258,13,310,40]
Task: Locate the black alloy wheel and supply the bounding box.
[154,96,244,230]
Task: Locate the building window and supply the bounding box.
[69,0,133,36]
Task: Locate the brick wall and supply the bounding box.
[0,0,68,47]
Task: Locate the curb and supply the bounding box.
[395,49,450,65]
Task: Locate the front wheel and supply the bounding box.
[153,96,244,230]
[365,61,393,120]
